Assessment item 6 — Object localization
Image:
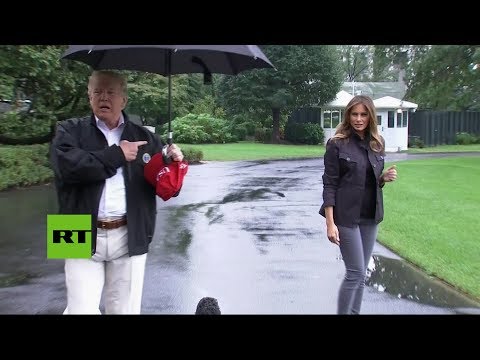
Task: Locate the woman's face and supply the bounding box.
[349,103,369,137]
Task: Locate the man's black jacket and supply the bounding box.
[50,112,166,256]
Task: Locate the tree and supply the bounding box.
[337,45,373,81]
[126,72,209,127]
[126,72,169,125]
[217,45,343,143]
[0,74,14,100]
[0,45,91,119]
[0,45,91,144]
[372,45,404,81]
[406,45,480,110]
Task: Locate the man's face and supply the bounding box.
[88,75,127,125]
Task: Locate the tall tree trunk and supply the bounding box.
[271,107,280,144]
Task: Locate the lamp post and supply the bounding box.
[397,100,404,114]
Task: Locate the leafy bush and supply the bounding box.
[0,144,53,191]
[415,138,425,148]
[0,111,55,139]
[455,132,478,145]
[230,124,247,141]
[158,113,237,144]
[408,136,425,148]
[231,114,256,137]
[182,147,203,163]
[254,127,273,143]
[243,121,256,137]
[302,123,324,145]
[284,122,324,144]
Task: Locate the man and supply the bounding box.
[50,70,184,314]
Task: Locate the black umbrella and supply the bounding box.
[61,45,275,145]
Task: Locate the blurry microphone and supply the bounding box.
[195,297,221,315]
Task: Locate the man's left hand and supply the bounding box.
[167,144,184,162]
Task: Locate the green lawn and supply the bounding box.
[180,141,480,161]
[380,156,480,300]
[407,144,480,153]
[180,141,325,161]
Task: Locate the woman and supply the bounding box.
[319,95,397,314]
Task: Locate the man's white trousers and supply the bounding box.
[63,225,147,314]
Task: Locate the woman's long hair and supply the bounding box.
[332,95,384,153]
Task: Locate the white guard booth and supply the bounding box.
[322,92,418,152]
[373,96,418,152]
[321,90,353,142]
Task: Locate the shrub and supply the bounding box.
[415,138,425,148]
[254,127,273,143]
[159,113,236,144]
[231,124,247,141]
[284,122,324,145]
[408,136,425,148]
[0,111,55,139]
[231,114,256,137]
[302,123,324,145]
[455,132,477,145]
[0,144,53,191]
[243,121,256,137]
[182,147,203,163]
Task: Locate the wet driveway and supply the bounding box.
[1,153,479,314]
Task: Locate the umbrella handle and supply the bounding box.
[162,144,172,165]
[163,131,173,163]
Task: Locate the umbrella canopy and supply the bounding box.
[61,45,275,143]
[62,45,274,76]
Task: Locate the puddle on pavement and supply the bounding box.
[221,188,285,203]
[163,229,192,254]
[366,255,480,309]
[160,205,198,256]
[237,160,270,168]
[0,272,35,287]
[241,177,300,188]
[205,205,224,225]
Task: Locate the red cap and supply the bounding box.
[144,153,188,201]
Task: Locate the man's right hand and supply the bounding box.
[120,140,148,162]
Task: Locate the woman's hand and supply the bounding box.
[327,222,340,246]
[382,165,397,183]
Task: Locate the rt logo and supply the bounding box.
[47,215,92,259]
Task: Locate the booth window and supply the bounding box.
[388,111,395,128]
[402,111,408,127]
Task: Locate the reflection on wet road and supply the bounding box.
[366,255,480,310]
[1,155,479,314]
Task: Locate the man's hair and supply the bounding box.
[87,70,128,96]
